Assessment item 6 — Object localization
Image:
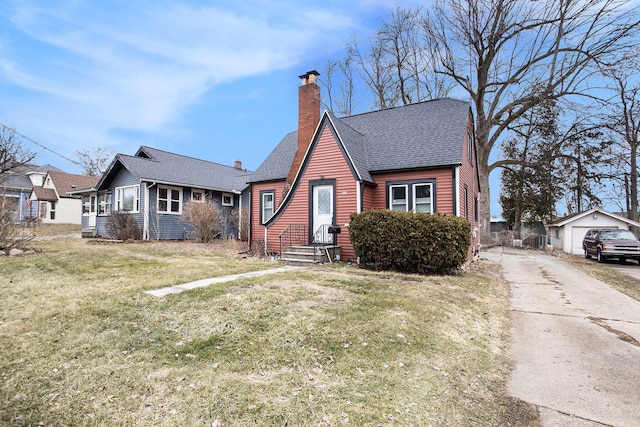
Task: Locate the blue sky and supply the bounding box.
[1,0,507,214]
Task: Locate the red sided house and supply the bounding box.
[248,71,480,263]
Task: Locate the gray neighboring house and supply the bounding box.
[1,164,62,224]
[79,146,253,240]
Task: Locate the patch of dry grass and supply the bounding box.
[0,239,527,426]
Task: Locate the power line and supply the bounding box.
[0,122,82,167]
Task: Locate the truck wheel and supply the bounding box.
[597,249,605,263]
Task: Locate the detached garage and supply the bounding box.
[546,208,640,255]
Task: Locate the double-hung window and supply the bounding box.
[82,196,91,215]
[115,185,140,212]
[261,191,274,224]
[390,185,408,211]
[158,186,182,214]
[387,180,435,213]
[98,191,112,215]
[413,183,433,213]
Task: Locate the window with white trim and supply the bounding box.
[82,196,91,215]
[390,185,408,211]
[39,201,47,219]
[98,191,112,215]
[158,186,182,214]
[413,183,433,213]
[115,185,140,212]
[261,191,274,224]
[49,202,56,220]
[191,189,205,202]
[387,180,436,213]
[468,131,474,164]
[222,193,233,207]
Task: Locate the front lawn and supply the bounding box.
[0,238,535,426]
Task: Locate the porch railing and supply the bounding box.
[279,224,307,258]
[312,224,334,263]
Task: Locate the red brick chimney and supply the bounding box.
[286,70,320,185]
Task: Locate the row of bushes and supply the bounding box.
[349,210,471,275]
[104,201,248,242]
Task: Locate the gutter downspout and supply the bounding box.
[264,226,268,256]
[143,182,156,241]
[454,167,460,217]
[356,181,362,214]
[238,194,242,240]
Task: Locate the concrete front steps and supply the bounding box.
[281,245,341,266]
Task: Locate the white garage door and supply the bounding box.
[570,227,593,255]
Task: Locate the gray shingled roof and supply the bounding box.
[248,131,297,183]
[250,98,471,183]
[99,146,253,193]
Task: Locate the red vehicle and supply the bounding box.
[582,228,640,264]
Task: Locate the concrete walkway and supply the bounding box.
[144,266,301,297]
[484,247,640,427]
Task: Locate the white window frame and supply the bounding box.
[49,201,56,220]
[222,192,234,207]
[413,183,433,214]
[82,196,91,216]
[191,189,205,202]
[261,191,274,224]
[115,185,140,213]
[389,184,409,211]
[157,185,183,214]
[98,191,112,216]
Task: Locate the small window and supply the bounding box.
[390,185,408,211]
[464,184,469,219]
[39,201,47,219]
[222,193,233,207]
[261,191,274,224]
[50,202,56,220]
[158,186,182,214]
[474,196,479,222]
[191,190,205,202]
[468,131,474,164]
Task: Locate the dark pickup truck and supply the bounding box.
[583,228,640,264]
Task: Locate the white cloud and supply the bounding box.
[0,0,360,156]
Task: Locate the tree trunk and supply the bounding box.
[630,142,639,235]
[477,132,492,241]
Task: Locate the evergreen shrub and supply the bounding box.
[348,210,471,274]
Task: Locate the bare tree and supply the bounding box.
[597,51,640,228]
[0,125,37,249]
[0,125,36,177]
[75,147,115,177]
[344,5,453,111]
[422,0,640,235]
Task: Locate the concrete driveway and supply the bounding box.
[484,247,640,427]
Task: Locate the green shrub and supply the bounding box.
[349,210,471,274]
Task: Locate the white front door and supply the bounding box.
[89,194,97,228]
[312,184,334,244]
